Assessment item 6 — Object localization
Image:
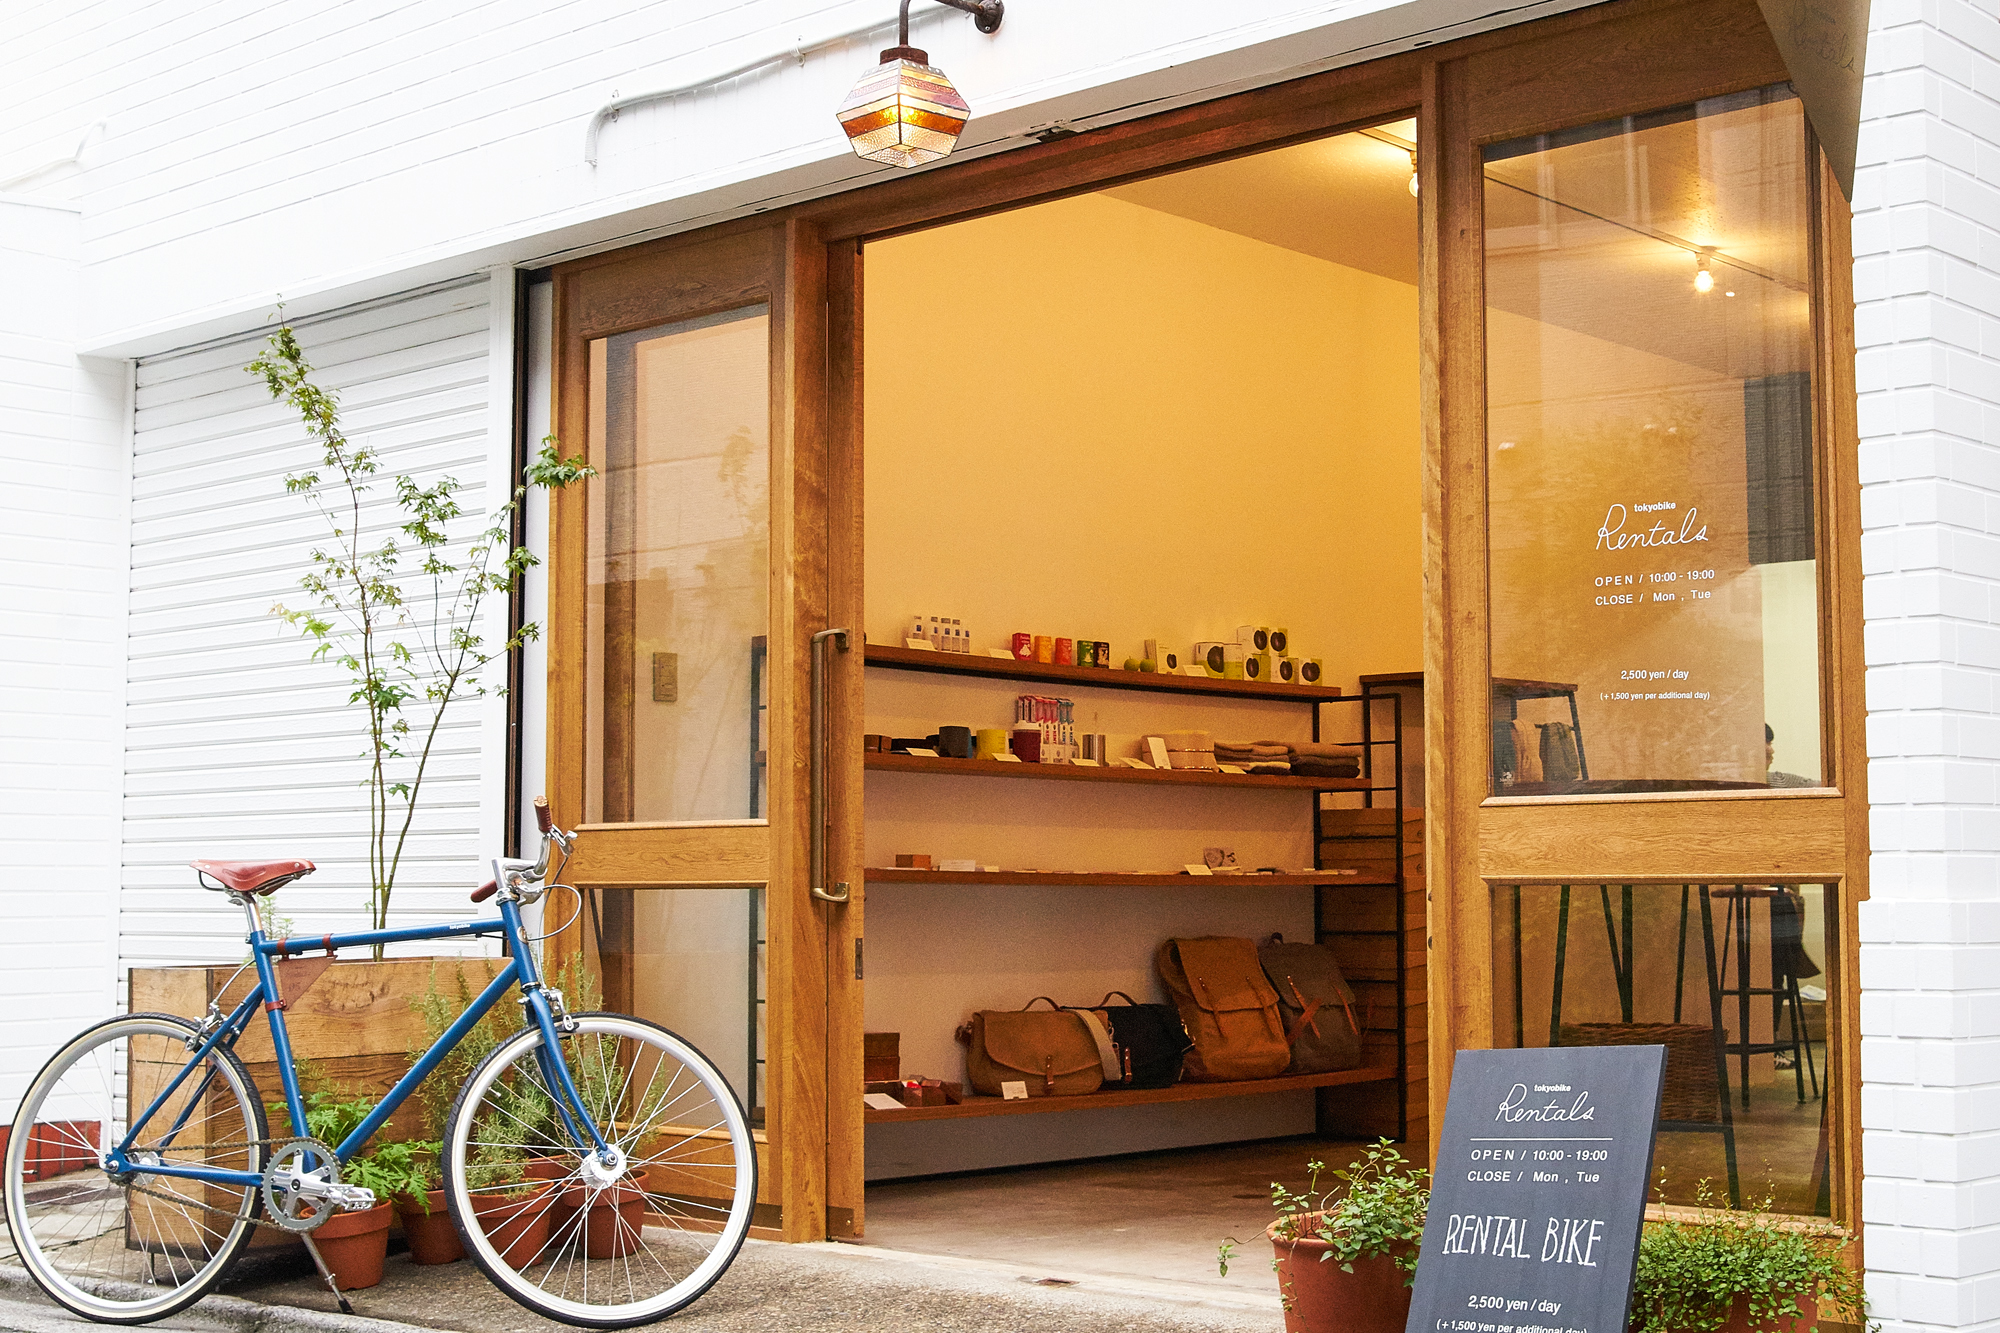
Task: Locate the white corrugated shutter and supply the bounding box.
[125,276,506,974]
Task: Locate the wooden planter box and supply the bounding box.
[129,956,505,1250]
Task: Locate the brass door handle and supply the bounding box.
[810,628,851,904]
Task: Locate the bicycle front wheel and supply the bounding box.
[443,1011,757,1328]
[3,1013,267,1324]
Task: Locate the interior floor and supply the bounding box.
[859,1137,1372,1296]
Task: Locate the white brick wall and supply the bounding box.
[0,0,1596,357]
[0,195,126,1114]
[1855,0,2000,1325]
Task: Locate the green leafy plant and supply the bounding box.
[249,326,593,951]
[1220,1139,1430,1282]
[408,962,516,1142]
[1632,1185,1867,1333]
[345,1138,442,1207]
[268,1066,437,1209]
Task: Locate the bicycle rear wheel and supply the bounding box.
[3,1013,266,1324]
[443,1011,757,1328]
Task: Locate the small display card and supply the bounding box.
[862,1093,905,1111]
[1000,1081,1029,1101]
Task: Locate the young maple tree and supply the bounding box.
[250,326,592,949]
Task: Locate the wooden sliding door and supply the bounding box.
[548,220,843,1242]
[1425,0,1867,1228]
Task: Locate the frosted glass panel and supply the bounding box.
[1484,88,1824,795]
[584,306,771,823]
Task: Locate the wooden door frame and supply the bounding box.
[1426,0,1869,1234]
[546,0,1866,1241]
[546,220,832,1241]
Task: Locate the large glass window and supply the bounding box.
[1491,880,1834,1215]
[1485,87,1822,795]
[584,306,771,824]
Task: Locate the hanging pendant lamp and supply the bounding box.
[837,0,1003,169]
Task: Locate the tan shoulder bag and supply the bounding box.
[956,997,1105,1098]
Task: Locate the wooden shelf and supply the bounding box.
[867,868,1387,887]
[865,644,1344,703]
[864,1066,1399,1122]
[865,751,1377,791]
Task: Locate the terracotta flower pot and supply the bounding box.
[1266,1213,1413,1333]
[558,1169,653,1260]
[312,1202,394,1291]
[392,1189,462,1265]
[525,1156,580,1244]
[472,1184,554,1269]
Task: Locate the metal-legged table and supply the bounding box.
[1548,882,1740,1206]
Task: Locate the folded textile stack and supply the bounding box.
[1288,740,1362,779]
[1214,741,1292,774]
[1163,729,1218,771]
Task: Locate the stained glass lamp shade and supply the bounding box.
[837,46,971,168]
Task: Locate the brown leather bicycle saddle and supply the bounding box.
[191,859,316,896]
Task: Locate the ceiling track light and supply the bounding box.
[837,0,1004,169]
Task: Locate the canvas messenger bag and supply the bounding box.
[956,997,1104,1098]
[1155,936,1291,1082]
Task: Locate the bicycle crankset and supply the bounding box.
[260,1138,376,1233]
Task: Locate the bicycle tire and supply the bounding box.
[4,1012,267,1325]
[442,1011,757,1328]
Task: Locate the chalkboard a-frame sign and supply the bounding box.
[1406,1046,1666,1333]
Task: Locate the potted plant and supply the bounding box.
[465,1145,556,1268]
[369,1140,459,1266]
[269,1078,408,1290]
[1220,1139,1429,1333]
[1632,1189,1867,1333]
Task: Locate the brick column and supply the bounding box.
[1855,0,2000,1326]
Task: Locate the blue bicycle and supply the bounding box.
[2,800,756,1328]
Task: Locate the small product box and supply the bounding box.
[863,1033,900,1083]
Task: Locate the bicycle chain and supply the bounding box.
[119,1137,364,1235]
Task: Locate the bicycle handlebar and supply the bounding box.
[470,797,570,902]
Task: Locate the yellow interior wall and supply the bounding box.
[858,186,1420,1177]
[863,192,1421,692]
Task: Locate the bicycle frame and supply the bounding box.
[106,892,610,1191]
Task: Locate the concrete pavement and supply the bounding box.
[0,1239,1284,1333]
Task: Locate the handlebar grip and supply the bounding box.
[534,797,553,834]
[470,878,498,903]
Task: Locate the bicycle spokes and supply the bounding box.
[445,1014,756,1325]
[4,1017,265,1323]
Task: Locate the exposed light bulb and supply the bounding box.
[1408,151,1419,197]
[1693,251,1715,294]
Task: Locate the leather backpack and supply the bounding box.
[1257,934,1362,1074]
[955,997,1104,1098]
[1155,937,1291,1082]
[1066,991,1194,1089]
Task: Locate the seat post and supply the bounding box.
[230,890,262,942]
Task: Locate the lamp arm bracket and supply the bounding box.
[585,0,1000,166]
[900,0,1004,43]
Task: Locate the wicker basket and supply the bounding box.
[1557,1023,1721,1123]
